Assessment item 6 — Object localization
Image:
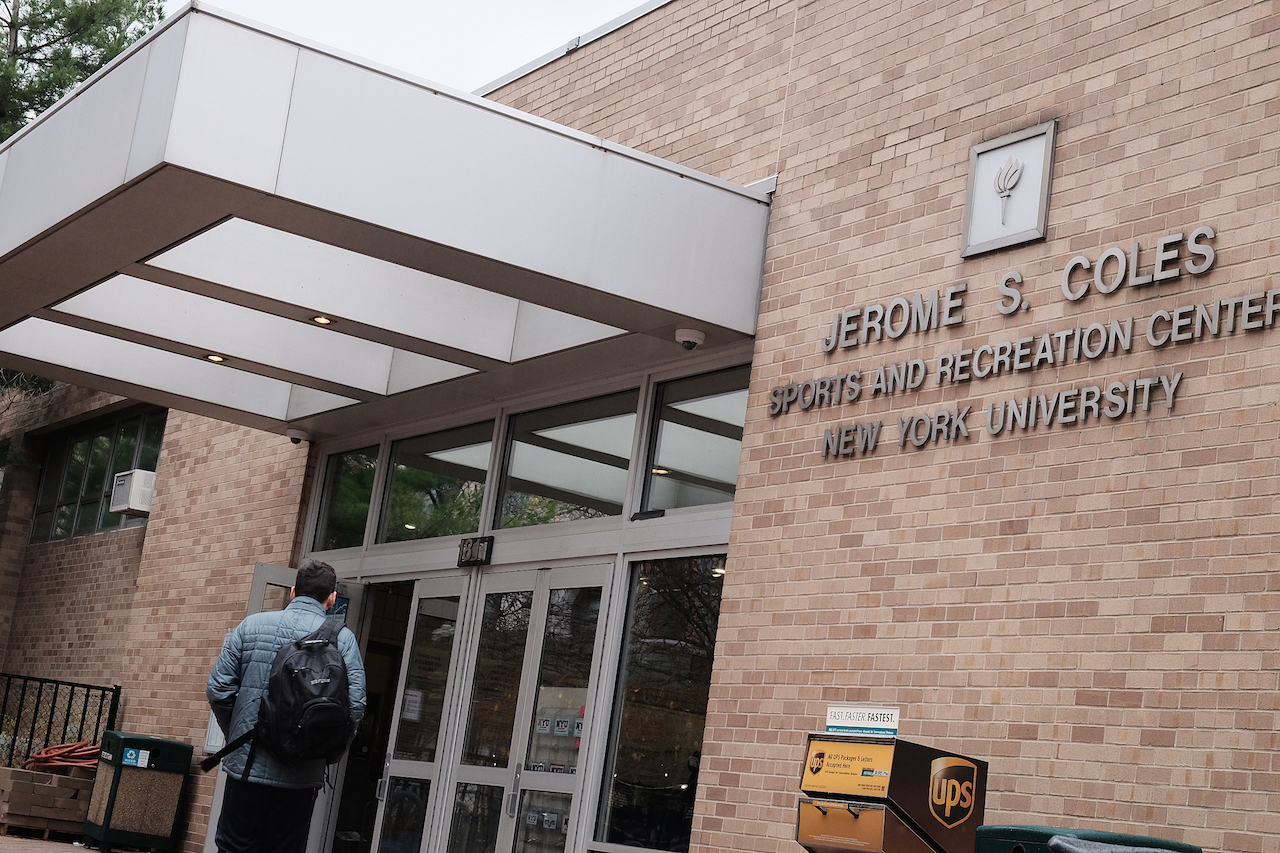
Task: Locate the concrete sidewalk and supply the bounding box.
[0,834,83,853]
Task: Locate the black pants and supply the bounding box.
[215,774,319,853]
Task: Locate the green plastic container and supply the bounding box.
[85,731,194,852]
[976,825,1201,853]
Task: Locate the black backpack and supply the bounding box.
[201,618,355,773]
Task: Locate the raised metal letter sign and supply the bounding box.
[457,536,495,567]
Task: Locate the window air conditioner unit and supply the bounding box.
[109,469,156,516]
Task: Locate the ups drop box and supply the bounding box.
[798,800,940,853]
[798,733,987,853]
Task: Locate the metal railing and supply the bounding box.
[0,672,120,769]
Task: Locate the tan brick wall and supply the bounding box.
[3,527,146,682]
[494,1,1280,852]
[111,410,310,852]
[0,388,310,849]
[0,384,126,660]
[493,0,792,185]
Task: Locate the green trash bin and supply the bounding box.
[85,731,193,852]
[976,826,1201,853]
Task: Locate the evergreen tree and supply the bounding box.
[2,0,163,142]
[0,1,161,415]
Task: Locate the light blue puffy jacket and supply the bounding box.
[207,596,367,788]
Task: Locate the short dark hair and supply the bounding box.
[295,560,336,603]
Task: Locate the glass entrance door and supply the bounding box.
[372,563,611,853]
[368,573,468,853]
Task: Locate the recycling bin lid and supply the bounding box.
[100,730,194,773]
[976,826,1200,853]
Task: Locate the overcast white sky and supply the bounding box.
[161,0,648,92]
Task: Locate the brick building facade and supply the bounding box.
[484,1,1280,851]
[0,1,1274,853]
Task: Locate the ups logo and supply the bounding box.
[808,752,825,775]
[929,757,977,828]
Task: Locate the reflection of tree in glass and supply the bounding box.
[393,600,459,764]
[461,592,532,767]
[598,556,724,852]
[537,588,601,687]
[522,587,602,767]
[318,448,378,550]
[626,558,722,708]
[383,466,483,541]
[535,592,601,714]
[379,777,430,853]
[499,491,603,529]
[445,783,502,853]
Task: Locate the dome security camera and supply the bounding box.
[675,329,705,351]
[286,428,310,445]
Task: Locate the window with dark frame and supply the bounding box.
[642,365,749,513]
[313,368,751,550]
[595,554,725,852]
[377,421,494,544]
[30,406,167,543]
[313,446,380,552]
[494,390,639,530]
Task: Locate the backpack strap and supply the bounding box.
[199,714,256,773]
[309,617,342,646]
[241,697,265,778]
[194,696,262,773]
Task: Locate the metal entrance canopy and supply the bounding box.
[0,4,771,439]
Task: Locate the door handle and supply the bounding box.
[375,756,391,801]
[505,763,523,817]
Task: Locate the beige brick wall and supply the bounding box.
[113,410,310,852]
[0,390,310,850]
[0,384,126,662]
[493,1,1280,852]
[3,527,146,682]
[494,0,792,186]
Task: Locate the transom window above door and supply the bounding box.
[309,365,750,554]
[379,421,496,544]
[495,391,639,530]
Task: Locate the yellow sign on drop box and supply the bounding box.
[801,735,897,799]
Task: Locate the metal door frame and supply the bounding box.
[370,560,615,853]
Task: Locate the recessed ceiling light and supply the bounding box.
[312,316,332,325]
[205,354,224,363]
[651,468,670,475]
[404,524,416,530]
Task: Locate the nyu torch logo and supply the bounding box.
[993,156,1022,225]
[929,757,977,828]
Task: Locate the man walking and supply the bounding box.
[207,560,366,853]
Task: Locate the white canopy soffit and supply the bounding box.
[0,4,771,438]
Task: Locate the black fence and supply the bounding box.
[0,673,120,769]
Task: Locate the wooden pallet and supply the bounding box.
[0,817,85,841]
